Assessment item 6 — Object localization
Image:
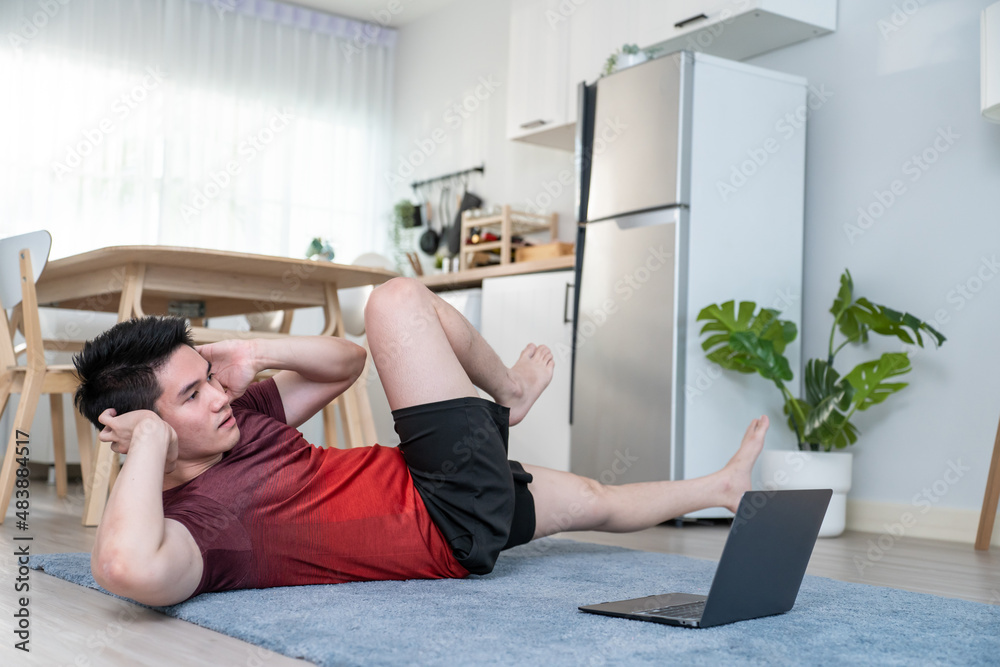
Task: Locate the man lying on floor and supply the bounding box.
[72,277,769,606]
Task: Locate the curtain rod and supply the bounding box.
[411,164,484,190]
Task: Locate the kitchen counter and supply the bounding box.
[419,255,574,291]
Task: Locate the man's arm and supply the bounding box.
[198,336,367,428]
[90,411,203,606]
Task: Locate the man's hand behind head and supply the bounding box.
[98,408,179,473]
[195,339,261,401]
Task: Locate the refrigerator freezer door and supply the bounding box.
[570,210,677,484]
[586,52,690,222]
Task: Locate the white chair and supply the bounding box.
[0,231,98,524]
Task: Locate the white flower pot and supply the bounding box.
[617,52,648,69]
[757,450,853,537]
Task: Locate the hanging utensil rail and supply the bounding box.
[410,164,484,190]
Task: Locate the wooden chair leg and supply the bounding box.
[0,371,13,419]
[323,401,339,449]
[0,369,44,523]
[339,386,365,448]
[49,393,68,498]
[74,409,95,503]
[108,452,121,491]
[975,412,1000,550]
[356,382,378,447]
[83,440,115,527]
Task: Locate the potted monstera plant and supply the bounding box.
[698,269,946,536]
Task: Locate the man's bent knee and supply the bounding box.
[365,277,431,331]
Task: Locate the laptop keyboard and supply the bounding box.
[637,601,706,621]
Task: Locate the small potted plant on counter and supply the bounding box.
[697,269,946,536]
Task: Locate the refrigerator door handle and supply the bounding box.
[563,282,575,324]
[613,207,685,231]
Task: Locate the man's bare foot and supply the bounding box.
[717,415,769,512]
[499,344,555,426]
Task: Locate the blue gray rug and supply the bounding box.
[32,538,999,666]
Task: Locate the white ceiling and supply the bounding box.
[285,0,461,26]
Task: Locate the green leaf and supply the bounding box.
[698,301,796,380]
[828,269,946,349]
[705,346,756,374]
[843,352,912,412]
[804,359,840,406]
[785,393,859,451]
[698,301,758,339]
[852,299,946,348]
[783,396,812,444]
[806,410,860,451]
[729,332,793,382]
[756,311,798,355]
[830,270,868,343]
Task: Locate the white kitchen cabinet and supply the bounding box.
[506,0,574,149]
[565,0,639,125]
[635,0,837,62]
[480,270,574,471]
[508,0,836,151]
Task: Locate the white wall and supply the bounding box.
[747,0,1000,514]
[387,0,577,275]
[392,0,1000,518]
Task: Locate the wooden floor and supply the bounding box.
[2,481,998,666]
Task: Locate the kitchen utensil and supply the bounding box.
[418,185,442,254]
[448,188,483,255]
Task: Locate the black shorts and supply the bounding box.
[392,396,536,575]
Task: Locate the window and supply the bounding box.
[0,0,395,263]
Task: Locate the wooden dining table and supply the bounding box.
[34,245,397,525]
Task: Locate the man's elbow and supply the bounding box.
[347,341,367,382]
[91,546,174,606]
[92,545,134,597]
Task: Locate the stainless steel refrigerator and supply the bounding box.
[570,51,807,517]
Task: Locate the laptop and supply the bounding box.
[579,488,832,628]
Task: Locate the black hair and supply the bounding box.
[73,316,194,429]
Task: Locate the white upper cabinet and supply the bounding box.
[508,0,836,151]
[566,1,639,124]
[635,0,837,61]
[506,0,573,149]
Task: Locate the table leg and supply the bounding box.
[81,262,144,526]
[322,283,377,448]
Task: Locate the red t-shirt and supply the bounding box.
[162,378,468,599]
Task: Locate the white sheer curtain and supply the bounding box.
[0,0,395,262]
